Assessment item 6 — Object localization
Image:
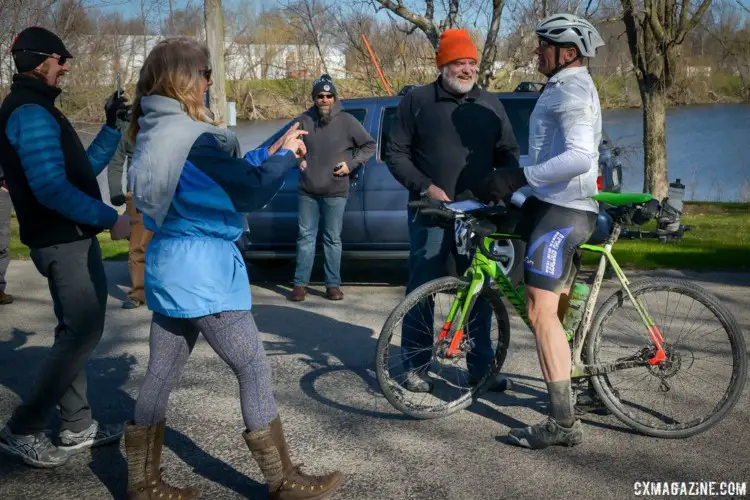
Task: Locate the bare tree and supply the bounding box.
[284,0,331,75]
[620,0,713,198]
[368,0,508,88]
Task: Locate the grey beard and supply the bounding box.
[318,107,332,125]
[440,67,476,95]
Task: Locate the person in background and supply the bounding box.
[123,37,342,499]
[0,26,130,468]
[288,74,376,302]
[0,163,12,305]
[107,133,152,309]
[384,29,520,393]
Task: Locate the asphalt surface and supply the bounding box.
[0,259,749,499]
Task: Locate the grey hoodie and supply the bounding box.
[296,99,375,197]
[128,95,240,227]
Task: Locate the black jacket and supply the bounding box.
[296,99,376,197]
[384,77,520,200]
[0,75,106,248]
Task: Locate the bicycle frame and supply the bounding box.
[437,222,668,377]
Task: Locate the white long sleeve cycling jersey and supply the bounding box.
[522,66,602,213]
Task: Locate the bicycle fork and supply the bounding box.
[438,272,485,359]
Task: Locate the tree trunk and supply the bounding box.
[477,0,503,88]
[641,86,669,199]
[204,0,227,127]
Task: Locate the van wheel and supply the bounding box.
[488,238,525,285]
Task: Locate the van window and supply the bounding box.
[379,106,398,162]
[344,108,367,124]
[497,97,536,156]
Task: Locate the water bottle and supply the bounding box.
[667,178,685,214]
[563,283,591,342]
[663,178,686,233]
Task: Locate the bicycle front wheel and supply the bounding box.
[375,276,511,419]
[588,278,747,438]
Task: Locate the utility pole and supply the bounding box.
[204,0,227,126]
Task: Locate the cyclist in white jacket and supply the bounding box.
[468,13,605,449]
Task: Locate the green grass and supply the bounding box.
[10,214,129,261]
[9,202,749,270]
[582,202,750,270]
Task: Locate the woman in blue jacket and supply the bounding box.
[123,37,343,500]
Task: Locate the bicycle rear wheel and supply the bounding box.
[375,277,511,419]
[588,278,747,438]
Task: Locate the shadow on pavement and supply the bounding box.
[0,328,265,499]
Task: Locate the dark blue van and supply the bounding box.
[240,87,623,279]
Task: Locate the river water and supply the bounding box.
[92,102,749,203]
[229,103,750,202]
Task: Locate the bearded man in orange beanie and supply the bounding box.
[384,28,520,394]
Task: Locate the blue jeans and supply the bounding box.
[401,206,494,378]
[293,194,348,288]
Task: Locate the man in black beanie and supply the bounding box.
[288,74,375,302]
[0,26,131,468]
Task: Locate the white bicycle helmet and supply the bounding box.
[535,13,605,58]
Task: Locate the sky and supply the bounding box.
[89,0,750,29]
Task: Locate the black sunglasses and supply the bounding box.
[201,67,212,81]
[316,93,334,100]
[20,50,68,65]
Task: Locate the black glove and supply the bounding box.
[473,167,528,204]
[105,91,129,129]
[111,194,127,207]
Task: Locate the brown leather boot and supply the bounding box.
[124,421,199,500]
[325,288,343,301]
[243,416,343,500]
[288,286,307,302]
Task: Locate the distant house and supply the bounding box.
[0,34,347,86]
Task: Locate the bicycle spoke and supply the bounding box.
[589,279,745,437]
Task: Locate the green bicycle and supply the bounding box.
[375,193,747,438]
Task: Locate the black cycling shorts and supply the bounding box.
[517,197,597,293]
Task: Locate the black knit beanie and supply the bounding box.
[11,26,72,73]
[311,74,337,99]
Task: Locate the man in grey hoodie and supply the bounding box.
[289,74,375,302]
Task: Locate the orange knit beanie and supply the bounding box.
[435,29,478,68]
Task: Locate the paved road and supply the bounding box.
[1,260,748,499]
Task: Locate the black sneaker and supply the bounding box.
[403,372,433,393]
[469,373,512,392]
[0,425,69,468]
[574,386,613,416]
[507,417,583,449]
[58,421,123,454]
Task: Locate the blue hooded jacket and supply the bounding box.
[133,96,298,318]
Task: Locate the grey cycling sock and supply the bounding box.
[546,380,575,427]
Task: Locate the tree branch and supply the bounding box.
[621,0,647,80]
[373,0,436,33]
[645,0,667,46]
[425,0,435,22]
[676,0,712,43]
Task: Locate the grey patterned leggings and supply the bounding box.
[134,311,277,431]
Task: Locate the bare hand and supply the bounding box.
[270,122,301,155]
[298,160,308,172]
[425,184,451,202]
[281,129,308,159]
[333,162,351,176]
[110,214,131,240]
[0,185,8,193]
